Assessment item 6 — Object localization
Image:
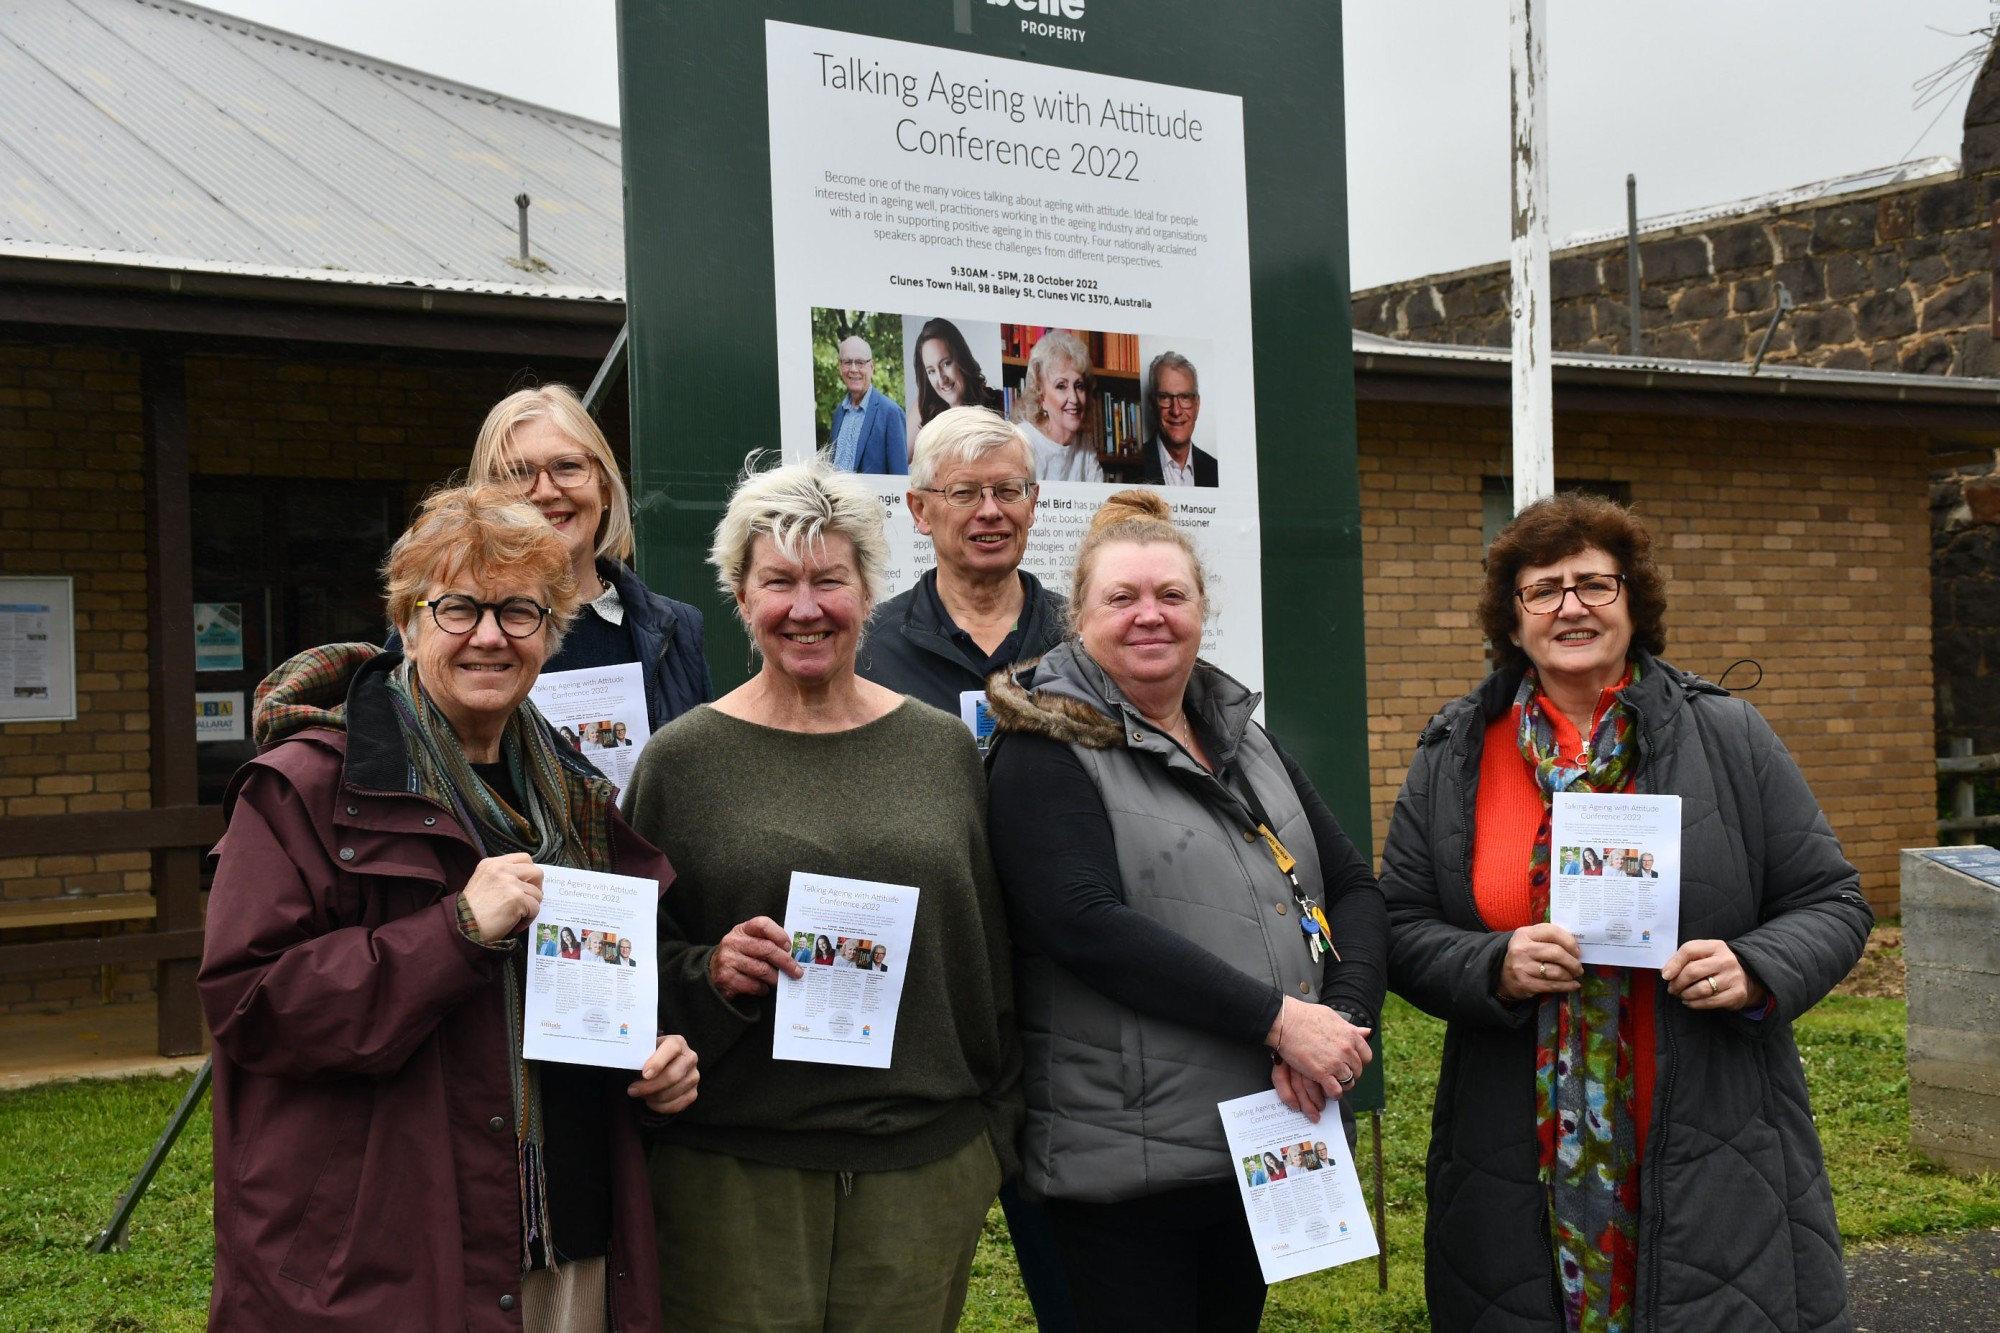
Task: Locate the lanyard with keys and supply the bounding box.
[1252,821,1338,965]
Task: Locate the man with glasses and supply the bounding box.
[1129,350,1217,488]
[827,335,909,474]
[857,401,1080,1332]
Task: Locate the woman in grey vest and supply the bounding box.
[986,490,1387,1331]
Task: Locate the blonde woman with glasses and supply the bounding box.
[466,384,714,731]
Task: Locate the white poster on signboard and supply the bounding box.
[765,19,1263,688]
[0,576,76,723]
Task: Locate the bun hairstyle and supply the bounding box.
[1067,488,1210,635]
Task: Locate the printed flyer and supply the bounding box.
[1218,1089,1379,1284]
[773,870,919,1069]
[522,865,660,1070]
[530,663,650,794]
[765,19,1263,689]
[1549,792,1684,968]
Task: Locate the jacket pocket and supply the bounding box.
[278,1093,372,1288]
[1119,1010,1145,1113]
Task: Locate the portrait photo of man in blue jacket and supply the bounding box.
[827,335,909,474]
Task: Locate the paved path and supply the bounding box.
[1849,1228,2000,1332]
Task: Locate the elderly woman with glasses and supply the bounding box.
[466,384,714,733]
[201,484,698,1332]
[1014,329,1103,483]
[1381,492,1871,1333]
[621,457,1020,1332]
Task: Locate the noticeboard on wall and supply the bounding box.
[0,576,77,724]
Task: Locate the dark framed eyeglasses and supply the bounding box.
[415,595,551,638]
[496,454,596,491]
[923,479,1037,508]
[1156,391,1199,410]
[1515,573,1625,616]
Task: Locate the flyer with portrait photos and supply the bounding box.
[1549,792,1683,968]
[521,865,659,1070]
[772,871,918,1069]
[1218,1089,1379,1284]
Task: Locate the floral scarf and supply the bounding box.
[385,658,616,1273]
[1515,662,1642,1333]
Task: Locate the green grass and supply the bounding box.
[2,994,1993,1330]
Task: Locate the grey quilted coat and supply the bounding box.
[1382,656,1870,1333]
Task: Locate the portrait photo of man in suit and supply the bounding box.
[1130,350,1217,488]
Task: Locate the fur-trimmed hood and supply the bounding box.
[985,641,1262,763]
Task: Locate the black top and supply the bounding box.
[545,599,635,676]
[470,758,613,1267]
[856,568,1067,713]
[987,729,1387,1047]
[919,571,1032,678]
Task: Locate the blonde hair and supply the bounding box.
[908,406,1034,492]
[709,455,891,612]
[467,384,634,564]
[1068,489,1209,635]
[383,484,579,652]
[1014,330,1092,429]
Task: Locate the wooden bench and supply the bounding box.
[0,893,169,1002]
[0,892,159,931]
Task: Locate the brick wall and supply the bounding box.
[1358,400,1932,916]
[1,340,608,1015]
[0,343,155,1011]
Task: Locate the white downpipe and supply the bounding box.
[1510,0,1553,513]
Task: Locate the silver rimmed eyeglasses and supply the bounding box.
[923,479,1037,507]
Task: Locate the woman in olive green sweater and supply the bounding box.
[622,457,1020,1333]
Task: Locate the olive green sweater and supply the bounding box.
[622,700,1022,1174]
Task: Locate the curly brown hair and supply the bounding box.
[1478,491,1667,672]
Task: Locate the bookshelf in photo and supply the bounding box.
[1000,325,1150,480]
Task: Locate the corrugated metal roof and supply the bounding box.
[0,0,625,297]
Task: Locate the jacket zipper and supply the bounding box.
[1626,690,1670,1329]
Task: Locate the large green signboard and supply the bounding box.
[615,0,1366,846]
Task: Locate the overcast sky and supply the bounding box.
[198,0,1997,290]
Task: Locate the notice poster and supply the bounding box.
[773,871,918,1069]
[0,577,75,723]
[766,19,1263,689]
[522,865,660,1070]
[530,663,650,794]
[1219,1089,1379,1284]
[1550,793,1683,968]
[192,602,244,672]
[194,692,245,743]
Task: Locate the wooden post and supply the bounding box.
[1510,0,1554,511]
[143,347,205,1057]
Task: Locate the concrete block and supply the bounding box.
[1903,848,2000,1175]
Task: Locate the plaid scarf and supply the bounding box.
[383,658,617,1274]
[1515,663,1642,1333]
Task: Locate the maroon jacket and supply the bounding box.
[200,654,669,1331]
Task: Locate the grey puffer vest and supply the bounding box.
[987,644,1322,1205]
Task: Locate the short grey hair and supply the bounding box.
[709,454,891,611]
[1143,351,1199,430]
[908,406,1034,492]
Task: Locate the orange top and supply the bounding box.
[1471,698,1657,1161]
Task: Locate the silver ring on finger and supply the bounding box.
[1706,975,1719,997]
[1336,1067,1356,1086]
